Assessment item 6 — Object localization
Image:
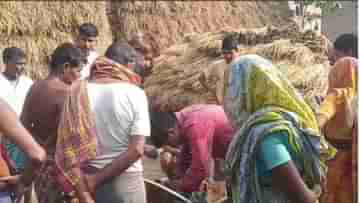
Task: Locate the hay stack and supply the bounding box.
[0,1,112,80]
[236,23,330,54]
[144,25,330,112]
[108,1,292,56]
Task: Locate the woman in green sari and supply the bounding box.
[222,53,335,203]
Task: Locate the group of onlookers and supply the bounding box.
[0,22,154,203]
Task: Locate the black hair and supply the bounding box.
[105,41,137,66]
[3,47,26,63]
[78,23,98,37]
[149,110,177,148]
[222,33,239,52]
[334,33,358,57]
[49,43,83,72]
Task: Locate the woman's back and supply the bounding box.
[21,77,69,154]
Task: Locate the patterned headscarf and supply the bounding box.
[224,54,319,133]
[224,55,335,203]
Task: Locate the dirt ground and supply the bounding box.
[143,156,166,180]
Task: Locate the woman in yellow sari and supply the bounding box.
[317,57,358,203]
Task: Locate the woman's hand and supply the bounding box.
[316,114,328,130]
[0,175,20,185]
[0,175,27,200]
[272,161,318,203]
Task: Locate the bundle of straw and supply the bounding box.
[145,25,330,112]
[108,1,292,57]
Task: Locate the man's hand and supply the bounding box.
[162,145,180,155]
[78,191,95,203]
[144,144,159,159]
[84,173,97,195]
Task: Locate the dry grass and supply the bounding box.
[108,1,292,56]
[0,1,294,80]
[145,25,330,112]
[0,1,112,80]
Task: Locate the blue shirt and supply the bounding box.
[5,143,27,172]
[256,131,303,185]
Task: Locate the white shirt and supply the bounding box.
[0,74,33,116]
[80,51,99,79]
[87,82,150,172]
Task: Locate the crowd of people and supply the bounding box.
[152,33,358,203]
[0,21,356,203]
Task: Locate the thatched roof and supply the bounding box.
[0,1,112,80]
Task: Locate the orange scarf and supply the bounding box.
[90,56,142,85]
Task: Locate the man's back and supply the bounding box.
[87,82,150,171]
[176,105,233,135]
[174,104,235,192]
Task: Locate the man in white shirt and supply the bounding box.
[75,23,99,79]
[78,42,150,203]
[0,47,33,172]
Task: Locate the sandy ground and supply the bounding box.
[143,156,166,180]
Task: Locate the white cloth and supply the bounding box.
[87,82,150,172]
[80,51,99,79]
[0,74,33,116]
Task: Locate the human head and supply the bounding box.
[49,43,84,84]
[328,33,358,65]
[143,51,154,77]
[149,111,183,148]
[222,34,240,64]
[135,44,154,79]
[129,32,145,51]
[76,23,98,57]
[128,33,153,74]
[105,41,137,69]
[2,47,26,80]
